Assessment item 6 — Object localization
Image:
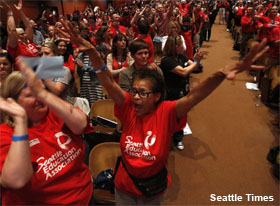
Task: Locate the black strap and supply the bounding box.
[118,157,168,197]
[110,156,122,194]
[119,157,156,188]
[119,156,138,185]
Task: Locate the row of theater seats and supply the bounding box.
[81,98,121,204]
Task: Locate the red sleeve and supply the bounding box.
[0,124,13,172]
[7,42,19,60]
[65,55,75,74]
[48,108,94,134]
[114,92,133,124]
[241,16,251,26]
[165,100,188,134]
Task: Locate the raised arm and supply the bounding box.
[13,0,33,42]
[17,59,87,135]
[59,19,126,106]
[175,39,269,120]
[1,0,18,49]
[0,97,33,189]
[167,0,176,18]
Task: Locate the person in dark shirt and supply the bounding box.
[160,34,204,150]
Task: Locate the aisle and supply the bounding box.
[164,23,279,205]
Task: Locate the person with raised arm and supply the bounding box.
[0,58,94,204]
[1,0,39,71]
[60,18,269,205]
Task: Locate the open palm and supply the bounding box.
[58,19,94,52]
[221,39,269,80]
[13,0,22,11]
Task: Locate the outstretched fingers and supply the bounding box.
[244,38,268,63]
[250,65,266,70]
[59,19,81,45]
[60,19,76,37]
[16,57,45,96]
[56,28,70,39]
[251,45,269,63]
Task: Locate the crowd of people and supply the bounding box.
[0,0,278,205]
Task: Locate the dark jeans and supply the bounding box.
[173,130,184,144]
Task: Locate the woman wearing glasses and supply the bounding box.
[56,20,269,205]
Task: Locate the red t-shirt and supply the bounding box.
[136,34,154,64]
[258,16,280,42]
[109,25,127,38]
[235,7,244,18]
[112,56,130,83]
[181,30,193,59]
[7,41,39,71]
[178,3,191,16]
[241,15,256,33]
[0,109,93,205]
[114,92,187,197]
[64,54,75,75]
[194,10,205,32]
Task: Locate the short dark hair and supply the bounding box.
[132,68,165,105]
[128,39,148,55]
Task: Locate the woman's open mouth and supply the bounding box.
[134,103,142,114]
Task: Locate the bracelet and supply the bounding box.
[95,63,106,74]
[7,14,13,17]
[12,134,28,142]
[193,60,198,65]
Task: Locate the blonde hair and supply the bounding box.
[166,21,181,36]
[163,35,182,57]
[42,41,58,55]
[1,72,26,127]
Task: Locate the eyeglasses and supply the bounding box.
[129,88,153,98]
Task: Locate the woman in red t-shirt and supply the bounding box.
[60,18,269,205]
[106,33,134,83]
[0,60,93,205]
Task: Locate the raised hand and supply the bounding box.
[58,19,94,52]
[0,97,27,122]
[193,50,204,62]
[16,58,46,99]
[13,0,22,11]
[220,38,269,80]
